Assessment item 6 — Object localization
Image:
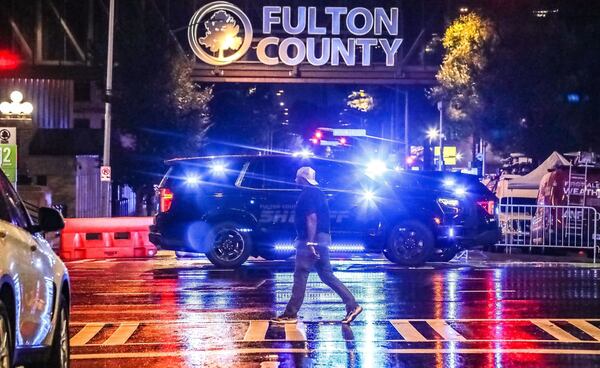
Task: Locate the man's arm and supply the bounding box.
[306,213,317,243]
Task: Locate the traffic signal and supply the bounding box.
[0,50,21,70]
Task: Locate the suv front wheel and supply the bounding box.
[384,220,435,266]
[205,222,252,268]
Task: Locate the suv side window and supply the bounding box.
[313,160,354,190]
[240,159,265,189]
[263,158,297,190]
[0,174,31,228]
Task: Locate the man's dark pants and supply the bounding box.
[284,233,358,317]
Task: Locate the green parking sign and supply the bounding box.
[0,144,17,184]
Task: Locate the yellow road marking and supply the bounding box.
[70,323,105,346]
[426,320,467,341]
[390,320,427,341]
[567,320,600,341]
[531,320,580,342]
[243,321,269,341]
[284,322,306,341]
[103,322,139,346]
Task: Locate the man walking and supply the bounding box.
[272,166,362,324]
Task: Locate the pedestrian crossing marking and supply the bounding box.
[244,321,269,341]
[284,322,306,341]
[390,320,427,341]
[426,320,467,341]
[103,322,139,346]
[568,320,600,341]
[70,319,600,347]
[70,323,105,346]
[531,320,579,342]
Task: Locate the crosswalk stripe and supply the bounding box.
[70,323,105,346]
[390,320,427,341]
[103,323,139,346]
[531,320,579,342]
[284,322,306,341]
[567,320,600,341]
[243,321,269,341]
[426,320,466,341]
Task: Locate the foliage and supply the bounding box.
[111,2,212,191]
[430,13,497,130]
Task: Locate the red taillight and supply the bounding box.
[477,200,495,216]
[159,188,174,213]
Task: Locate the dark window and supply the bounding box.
[0,173,31,228]
[74,81,91,102]
[74,118,90,129]
[240,160,264,189]
[263,158,297,190]
[313,160,355,190]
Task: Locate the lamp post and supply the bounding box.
[102,0,115,217]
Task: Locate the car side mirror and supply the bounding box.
[38,207,65,232]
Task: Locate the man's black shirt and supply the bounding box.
[295,186,331,239]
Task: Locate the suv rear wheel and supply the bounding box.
[384,220,435,266]
[205,222,252,268]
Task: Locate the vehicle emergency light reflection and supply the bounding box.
[210,163,227,175]
[365,160,388,178]
[454,187,467,197]
[186,221,212,253]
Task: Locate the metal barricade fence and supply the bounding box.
[497,203,600,262]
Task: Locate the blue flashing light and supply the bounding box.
[185,175,201,185]
[567,93,580,103]
[454,187,467,197]
[365,159,388,178]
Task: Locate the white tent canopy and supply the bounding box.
[507,151,570,190]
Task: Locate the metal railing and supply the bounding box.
[497,203,600,262]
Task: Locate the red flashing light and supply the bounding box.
[310,138,319,145]
[406,156,415,165]
[159,188,174,212]
[0,50,21,70]
[477,200,495,216]
[339,137,347,145]
[315,130,323,139]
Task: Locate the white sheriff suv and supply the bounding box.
[0,171,70,368]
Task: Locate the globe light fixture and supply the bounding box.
[0,90,33,118]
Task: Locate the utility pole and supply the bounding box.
[404,91,409,166]
[102,0,115,217]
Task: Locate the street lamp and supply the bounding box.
[426,127,439,143]
[0,91,33,118]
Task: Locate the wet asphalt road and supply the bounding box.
[66,253,600,367]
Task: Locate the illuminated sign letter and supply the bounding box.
[257,37,280,65]
[379,38,403,66]
[282,6,306,35]
[263,6,281,34]
[307,7,326,35]
[279,37,306,66]
[346,7,373,36]
[374,8,399,36]
[331,38,356,66]
[324,7,348,35]
[306,38,331,66]
[356,38,378,66]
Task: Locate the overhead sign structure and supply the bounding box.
[189,2,403,68]
[0,128,17,185]
[100,166,112,182]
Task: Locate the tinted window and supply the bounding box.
[264,158,297,190]
[313,160,356,190]
[0,173,31,228]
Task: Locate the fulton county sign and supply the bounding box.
[189,2,403,67]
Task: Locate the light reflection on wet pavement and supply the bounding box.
[67,254,600,367]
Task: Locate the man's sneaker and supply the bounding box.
[342,305,363,324]
[271,315,298,324]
